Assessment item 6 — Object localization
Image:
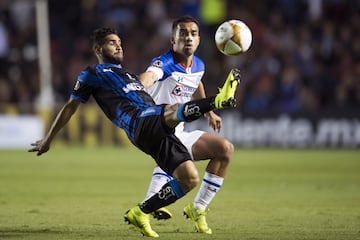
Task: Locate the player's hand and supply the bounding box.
[28,139,50,156]
[206,111,222,132]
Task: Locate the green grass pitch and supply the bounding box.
[0,146,359,240]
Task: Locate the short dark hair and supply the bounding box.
[90,27,117,47]
[172,15,200,34]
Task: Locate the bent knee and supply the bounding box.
[173,161,200,192]
[176,172,199,193]
[182,173,200,192]
[220,139,234,162]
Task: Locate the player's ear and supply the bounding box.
[170,36,175,44]
[94,44,101,55]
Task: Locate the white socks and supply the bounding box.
[194,172,224,211]
[144,168,224,211]
[144,166,173,201]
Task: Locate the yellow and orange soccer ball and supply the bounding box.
[215,19,252,56]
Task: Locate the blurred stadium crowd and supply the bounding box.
[0,0,359,113]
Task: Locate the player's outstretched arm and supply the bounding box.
[28,99,80,156]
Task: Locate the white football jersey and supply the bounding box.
[146,50,205,105]
[147,50,205,134]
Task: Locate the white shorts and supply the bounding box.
[175,124,205,160]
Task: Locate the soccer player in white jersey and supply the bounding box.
[139,15,234,235]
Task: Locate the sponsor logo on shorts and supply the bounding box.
[139,107,159,117]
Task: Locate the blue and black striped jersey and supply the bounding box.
[70,63,156,141]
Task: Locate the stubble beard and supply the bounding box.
[102,52,123,65]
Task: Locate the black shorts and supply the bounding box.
[134,105,191,175]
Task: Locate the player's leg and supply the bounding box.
[125,161,195,238]
[143,166,173,220]
[163,68,241,128]
[125,160,198,237]
[138,160,198,212]
[125,131,197,237]
[193,133,233,179]
[144,167,172,200]
[178,131,233,234]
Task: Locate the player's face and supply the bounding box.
[99,34,124,64]
[172,22,200,57]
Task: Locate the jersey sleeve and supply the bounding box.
[146,65,164,80]
[146,58,164,80]
[70,68,98,103]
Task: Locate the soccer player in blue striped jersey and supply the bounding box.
[140,16,234,235]
[29,27,241,238]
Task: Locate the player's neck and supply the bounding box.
[172,51,193,68]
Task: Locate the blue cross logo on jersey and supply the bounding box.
[172,84,184,96]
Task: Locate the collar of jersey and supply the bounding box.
[102,63,122,69]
